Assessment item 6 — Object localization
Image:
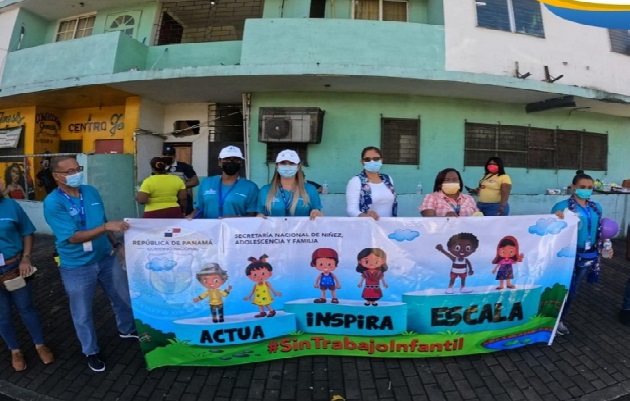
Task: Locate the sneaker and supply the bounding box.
[557,321,570,336]
[87,354,105,372]
[36,345,55,364]
[119,331,139,339]
[11,351,26,372]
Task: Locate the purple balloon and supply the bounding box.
[601,218,619,239]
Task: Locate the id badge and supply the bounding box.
[83,241,93,252]
[585,241,592,250]
[0,253,5,266]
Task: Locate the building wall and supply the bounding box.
[248,91,629,196]
[0,7,17,79]
[163,103,210,176]
[443,2,630,96]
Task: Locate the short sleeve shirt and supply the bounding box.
[197,176,259,218]
[43,185,111,268]
[420,192,479,217]
[139,174,186,212]
[166,161,197,183]
[551,199,602,249]
[478,174,512,203]
[257,183,322,216]
[0,198,36,259]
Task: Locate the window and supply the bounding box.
[464,122,607,170]
[610,30,630,56]
[105,11,142,38]
[476,0,544,38]
[56,15,95,42]
[380,117,419,165]
[157,12,183,45]
[266,144,308,166]
[354,0,408,22]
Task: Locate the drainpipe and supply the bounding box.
[242,93,252,179]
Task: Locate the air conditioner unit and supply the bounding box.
[259,107,324,143]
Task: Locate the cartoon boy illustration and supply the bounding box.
[356,248,388,306]
[436,232,480,294]
[311,248,342,304]
[244,254,282,318]
[491,235,525,290]
[193,263,232,323]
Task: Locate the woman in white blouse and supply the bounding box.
[345,146,397,220]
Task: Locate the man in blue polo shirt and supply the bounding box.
[43,156,136,372]
[189,146,259,219]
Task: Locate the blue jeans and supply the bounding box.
[59,253,135,355]
[562,262,589,318]
[622,278,630,310]
[477,202,510,216]
[0,260,44,350]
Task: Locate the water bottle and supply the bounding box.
[321,181,329,195]
[602,239,613,259]
[416,182,423,195]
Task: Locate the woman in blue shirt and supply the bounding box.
[257,149,323,219]
[551,170,603,336]
[0,194,54,371]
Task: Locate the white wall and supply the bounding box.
[138,98,165,133]
[0,8,18,81]
[443,3,630,96]
[163,103,210,177]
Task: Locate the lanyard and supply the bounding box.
[577,204,593,242]
[58,188,86,229]
[279,185,293,215]
[444,196,461,215]
[217,179,239,217]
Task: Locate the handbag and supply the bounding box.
[1,266,37,292]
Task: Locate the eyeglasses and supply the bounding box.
[362,157,382,162]
[54,166,83,175]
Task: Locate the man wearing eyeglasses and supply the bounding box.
[43,156,137,372]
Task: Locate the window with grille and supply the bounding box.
[380,117,419,165]
[56,15,95,42]
[609,30,630,56]
[104,11,142,38]
[266,144,308,166]
[354,0,408,22]
[475,0,544,38]
[464,122,607,170]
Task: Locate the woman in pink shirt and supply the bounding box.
[420,168,479,217]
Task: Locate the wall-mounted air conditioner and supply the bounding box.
[259,107,324,143]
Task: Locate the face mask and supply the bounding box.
[221,162,241,176]
[65,172,84,188]
[487,165,499,174]
[575,188,593,199]
[364,161,383,173]
[277,165,298,178]
[441,183,460,195]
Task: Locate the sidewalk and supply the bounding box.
[0,234,629,401]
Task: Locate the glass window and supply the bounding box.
[476,0,544,38]
[610,30,630,56]
[354,0,407,22]
[55,15,95,42]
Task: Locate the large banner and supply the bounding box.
[124,215,578,369]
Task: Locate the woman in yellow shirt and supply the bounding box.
[135,157,187,218]
[469,157,512,216]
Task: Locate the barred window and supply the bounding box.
[476,0,544,38]
[609,30,630,56]
[380,117,419,165]
[464,122,607,170]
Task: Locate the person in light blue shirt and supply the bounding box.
[189,146,259,219]
[43,156,136,373]
[257,149,323,219]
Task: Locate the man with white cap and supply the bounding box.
[257,149,323,219]
[188,146,259,219]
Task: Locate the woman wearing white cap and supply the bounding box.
[346,146,397,220]
[257,149,323,219]
[188,146,259,219]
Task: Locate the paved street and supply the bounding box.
[0,235,629,401]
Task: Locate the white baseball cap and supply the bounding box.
[218,146,244,160]
[276,149,300,164]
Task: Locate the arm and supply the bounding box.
[266,282,282,297]
[68,220,129,245]
[380,274,388,288]
[177,189,188,213]
[435,244,456,261]
[185,175,199,188]
[498,183,512,215]
[244,285,256,300]
[18,234,34,276]
[331,272,341,288]
[461,195,480,216]
[135,191,149,204]
[345,177,363,217]
[466,259,474,275]
[419,193,437,217]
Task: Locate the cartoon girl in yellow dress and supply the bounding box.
[243,254,282,318]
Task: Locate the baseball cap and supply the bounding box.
[275,149,300,164]
[163,146,176,156]
[218,146,244,160]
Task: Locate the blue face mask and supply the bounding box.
[575,188,593,199]
[65,172,84,188]
[277,165,298,178]
[364,161,382,173]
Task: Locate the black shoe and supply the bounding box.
[87,354,105,372]
[119,331,139,339]
[619,310,630,326]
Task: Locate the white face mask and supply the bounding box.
[65,171,84,188]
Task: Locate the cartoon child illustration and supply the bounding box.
[311,248,342,304]
[356,248,388,306]
[491,236,525,290]
[193,263,232,323]
[436,232,480,294]
[243,254,282,318]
